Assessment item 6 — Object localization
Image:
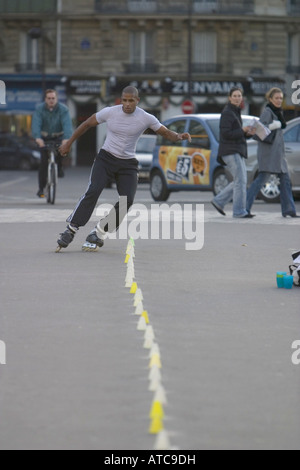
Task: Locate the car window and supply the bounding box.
[187,120,211,149]
[207,117,256,142]
[136,136,157,153]
[284,124,300,143]
[206,120,220,141]
[157,119,187,146]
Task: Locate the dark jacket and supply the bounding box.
[217,103,248,165]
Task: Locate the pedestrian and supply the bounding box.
[56,86,191,251]
[247,87,299,218]
[211,87,256,218]
[32,89,73,198]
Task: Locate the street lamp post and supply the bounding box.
[187,0,193,98]
[28,27,46,96]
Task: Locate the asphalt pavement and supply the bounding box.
[0,168,299,450]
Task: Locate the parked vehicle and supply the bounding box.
[136,134,156,180]
[0,134,41,170]
[150,114,300,202]
[150,114,256,201]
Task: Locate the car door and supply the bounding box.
[157,118,189,185]
[183,119,212,186]
[284,123,300,188]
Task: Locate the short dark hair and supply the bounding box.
[122,86,139,97]
[44,89,57,99]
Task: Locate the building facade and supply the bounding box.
[0,0,300,164]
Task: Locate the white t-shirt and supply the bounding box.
[95,105,162,159]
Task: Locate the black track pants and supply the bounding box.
[67,149,139,231]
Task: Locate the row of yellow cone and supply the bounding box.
[125,238,172,450]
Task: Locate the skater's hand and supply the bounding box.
[59,140,71,157]
[179,132,192,143]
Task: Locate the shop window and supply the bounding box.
[287,33,300,73]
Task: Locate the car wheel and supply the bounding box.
[150,170,170,201]
[213,168,232,195]
[19,158,31,171]
[258,174,281,203]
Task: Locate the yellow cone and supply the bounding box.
[142,311,149,324]
[150,401,164,419]
[149,417,164,435]
[149,353,162,369]
[124,254,130,264]
[130,282,137,294]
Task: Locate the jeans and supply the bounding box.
[213,153,248,217]
[67,149,139,231]
[247,171,296,216]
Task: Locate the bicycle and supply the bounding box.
[44,141,61,205]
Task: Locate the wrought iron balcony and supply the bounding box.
[0,0,56,13]
[123,63,159,74]
[15,63,43,73]
[192,63,223,74]
[95,0,255,15]
[287,65,300,73]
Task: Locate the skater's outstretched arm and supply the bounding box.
[156,125,192,143]
[59,114,99,156]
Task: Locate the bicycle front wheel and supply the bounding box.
[47,163,57,205]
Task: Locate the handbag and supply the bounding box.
[253,129,277,145]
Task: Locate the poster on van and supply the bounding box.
[159,146,211,186]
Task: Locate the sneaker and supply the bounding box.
[37,189,45,198]
[57,224,78,249]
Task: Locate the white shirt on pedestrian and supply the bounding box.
[96,105,161,159]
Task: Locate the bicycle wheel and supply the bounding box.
[47,162,57,205]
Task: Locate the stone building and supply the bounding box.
[0,0,300,163]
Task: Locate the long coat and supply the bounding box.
[257,106,288,174]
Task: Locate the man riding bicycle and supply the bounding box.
[32,89,73,198]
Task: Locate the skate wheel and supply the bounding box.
[82,242,99,252]
[55,246,62,253]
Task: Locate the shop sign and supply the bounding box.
[69,79,101,95]
[1,89,42,111]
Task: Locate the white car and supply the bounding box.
[136,134,157,181]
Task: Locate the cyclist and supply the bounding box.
[32,89,73,198]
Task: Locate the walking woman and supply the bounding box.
[211,87,256,218]
[247,87,299,218]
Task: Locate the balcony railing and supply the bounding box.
[15,63,43,73]
[95,0,254,14]
[0,0,57,13]
[287,65,300,73]
[192,63,223,74]
[123,63,159,74]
